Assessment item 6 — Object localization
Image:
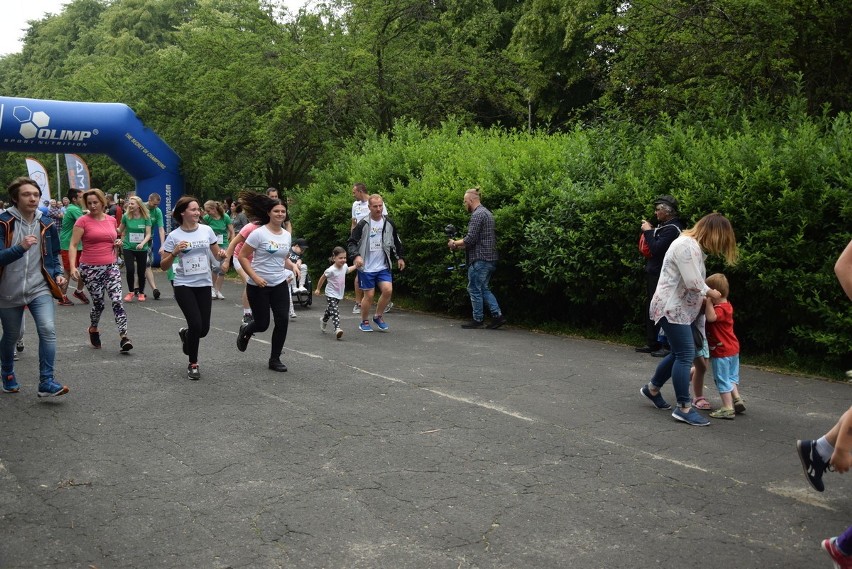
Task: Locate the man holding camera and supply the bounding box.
[347,194,405,332]
[448,188,506,330]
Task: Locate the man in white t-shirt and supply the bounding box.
[350,182,388,314]
[347,194,404,332]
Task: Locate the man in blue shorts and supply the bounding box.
[347,194,405,332]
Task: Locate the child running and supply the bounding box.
[315,246,357,340]
[704,272,745,419]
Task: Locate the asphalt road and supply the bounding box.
[0,278,849,568]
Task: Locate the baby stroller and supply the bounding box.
[292,271,313,308]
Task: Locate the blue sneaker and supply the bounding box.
[359,320,373,332]
[37,379,69,398]
[2,373,20,393]
[672,406,710,426]
[640,384,671,410]
[797,439,829,492]
[373,316,389,331]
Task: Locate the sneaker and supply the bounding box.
[211,289,217,299]
[373,315,389,331]
[88,327,101,349]
[640,384,671,410]
[2,373,20,393]
[709,407,735,420]
[650,347,671,357]
[13,352,19,361]
[236,323,251,352]
[672,406,711,426]
[37,379,69,398]
[120,336,134,352]
[153,288,161,300]
[359,320,373,332]
[385,302,394,313]
[290,312,298,319]
[461,319,484,329]
[822,537,852,569]
[137,292,147,302]
[73,290,90,304]
[15,339,24,353]
[335,328,344,340]
[487,314,507,329]
[242,313,254,325]
[268,358,288,372]
[58,296,74,306]
[352,303,361,314]
[796,439,829,492]
[187,364,201,381]
[216,290,225,300]
[179,328,188,355]
[733,396,746,414]
[320,318,328,333]
[123,292,134,302]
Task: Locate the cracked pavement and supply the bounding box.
[0,279,849,568]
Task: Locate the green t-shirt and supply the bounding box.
[203,213,232,248]
[121,215,152,251]
[147,203,164,230]
[60,203,84,251]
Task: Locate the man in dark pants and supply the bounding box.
[635,195,685,357]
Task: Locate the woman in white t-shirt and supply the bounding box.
[160,196,226,381]
[234,191,298,372]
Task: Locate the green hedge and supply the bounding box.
[292,111,852,370]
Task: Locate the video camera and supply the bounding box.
[444,224,458,238]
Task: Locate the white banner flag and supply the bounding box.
[25,157,51,204]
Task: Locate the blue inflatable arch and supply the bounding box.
[0,96,183,234]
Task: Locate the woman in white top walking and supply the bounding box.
[234,191,298,372]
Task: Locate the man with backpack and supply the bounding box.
[635,195,686,357]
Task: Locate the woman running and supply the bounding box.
[68,189,133,353]
[117,196,152,302]
[160,196,226,380]
[234,191,297,372]
[202,200,234,300]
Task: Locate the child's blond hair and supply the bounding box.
[706,273,730,298]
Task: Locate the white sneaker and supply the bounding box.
[320,317,328,333]
[385,302,394,313]
[216,290,225,300]
[211,289,217,299]
[290,312,297,319]
[335,328,344,340]
[352,303,361,314]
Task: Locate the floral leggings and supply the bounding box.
[322,297,341,329]
[79,263,128,335]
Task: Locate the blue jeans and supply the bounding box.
[649,318,695,407]
[467,260,501,322]
[0,293,57,382]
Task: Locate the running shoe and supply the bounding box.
[179,328,188,355]
[120,336,134,352]
[236,323,251,352]
[187,364,201,381]
[373,315,389,331]
[216,290,225,300]
[58,296,74,306]
[822,537,852,569]
[385,302,394,313]
[321,318,328,333]
[359,320,373,332]
[242,313,254,325]
[73,290,90,304]
[352,303,361,314]
[797,439,829,492]
[671,406,710,426]
[137,293,147,302]
[123,292,134,302]
[16,339,24,353]
[88,327,101,349]
[153,288,161,300]
[640,384,671,410]
[335,328,344,340]
[290,312,298,319]
[211,289,217,299]
[37,379,69,398]
[2,373,20,393]
[268,358,288,372]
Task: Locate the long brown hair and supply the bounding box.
[683,213,738,265]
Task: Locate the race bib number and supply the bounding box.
[129,232,144,243]
[216,234,224,244]
[181,253,209,275]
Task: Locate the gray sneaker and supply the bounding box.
[320,317,328,333]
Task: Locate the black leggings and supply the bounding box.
[245,281,290,359]
[174,285,212,363]
[124,249,148,293]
